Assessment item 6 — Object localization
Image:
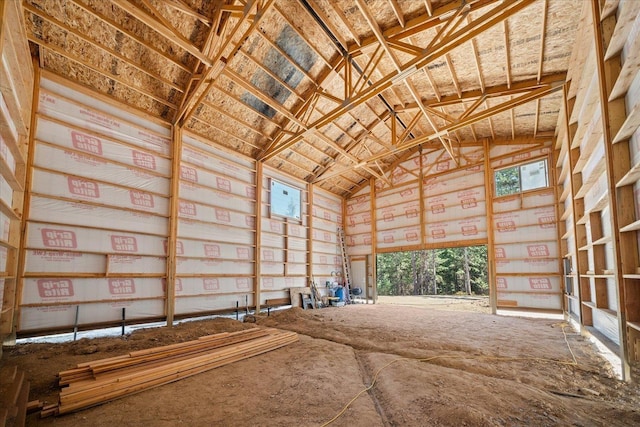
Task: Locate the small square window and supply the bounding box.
[270,179,301,220]
[495,158,548,197]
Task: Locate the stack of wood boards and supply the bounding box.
[0,365,30,427]
[43,328,297,416]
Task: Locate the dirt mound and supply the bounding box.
[255,307,319,326]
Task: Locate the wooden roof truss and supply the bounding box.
[23,0,580,196]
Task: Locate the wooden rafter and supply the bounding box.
[68,0,191,72]
[503,20,512,88]
[212,83,284,128]
[323,0,361,46]
[303,0,349,50]
[177,0,272,126]
[534,0,548,137]
[33,40,177,110]
[165,0,212,25]
[445,54,462,98]
[259,0,537,162]
[349,0,501,57]
[23,3,184,94]
[222,68,308,129]
[388,0,405,27]
[113,0,212,66]
[394,73,566,111]
[355,81,563,166]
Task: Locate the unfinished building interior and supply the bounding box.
[1,0,640,425]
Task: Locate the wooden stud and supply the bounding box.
[254,161,263,312]
[307,184,314,285]
[369,177,377,303]
[483,138,497,314]
[5,57,38,339]
[165,125,182,326]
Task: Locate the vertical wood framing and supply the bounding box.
[254,162,263,312]
[483,139,497,314]
[591,0,629,379]
[562,85,589,327]
[6,59,39,340]
[418,146,426,246]
[307,183,314,284]
[369,178,377,303]
[551,148,565,312]
[165,125,182,326]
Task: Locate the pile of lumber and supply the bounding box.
[42,327,297,417]
[0,365,30,427]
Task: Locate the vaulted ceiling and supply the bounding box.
[24,0,583,195]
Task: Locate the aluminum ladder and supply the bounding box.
[337,227,352,303]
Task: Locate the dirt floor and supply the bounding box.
[3,296,640,426]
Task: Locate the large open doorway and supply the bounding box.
[376,245,488,296]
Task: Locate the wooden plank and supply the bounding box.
[56,330,298,414]
[613,95,640,143]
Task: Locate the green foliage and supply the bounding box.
[494,166,520,197]
[376,246,488,296]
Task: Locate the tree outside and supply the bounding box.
[376,246,488,296]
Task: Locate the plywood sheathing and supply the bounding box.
[21,0,584,196]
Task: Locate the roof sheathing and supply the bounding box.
[23,0,584,197]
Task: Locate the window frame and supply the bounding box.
[269,178,302,221]
[493,156,550,197]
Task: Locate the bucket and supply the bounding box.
[334,287,344,302]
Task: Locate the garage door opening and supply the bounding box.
[376,245,488,297]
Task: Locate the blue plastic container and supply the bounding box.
[334,287,344,302]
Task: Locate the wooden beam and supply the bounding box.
[503,21,512,89]
[370,177,377,303]
[222,68,308,129]
[30,38,177,110]
[591,0,630,380]
[254,161,263,312]
[165,0,212,25]
[9,58,40,338]
[537,0,548,83]
[324,0,361,46]
[165,125,182,326]
[113,0,212,66]
[303,0,349,50]
[388,0,406,27]
[468,16,486,93]
[177,0,268,125]
[360,82,563,166]
[272,4,332,67]
[349,0,501,56]
[69,0,191,73]
[259,0,537,162]
[307,184,314,284]
[483,138,497,314]
[23,3,184,93]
